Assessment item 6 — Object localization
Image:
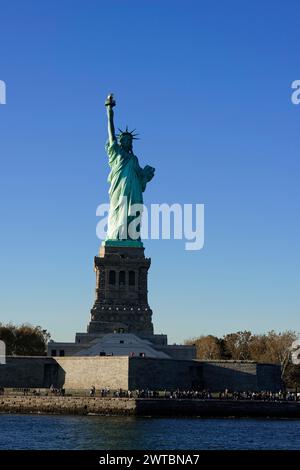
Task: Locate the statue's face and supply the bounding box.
[119,134,133,151]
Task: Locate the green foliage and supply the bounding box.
[0,323,50,356]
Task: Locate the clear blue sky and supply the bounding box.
[0,0,299,343]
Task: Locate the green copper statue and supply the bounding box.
[104,94,155,245]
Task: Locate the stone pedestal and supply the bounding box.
[88,245,154,335]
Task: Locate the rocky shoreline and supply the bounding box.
[1,396,300,418]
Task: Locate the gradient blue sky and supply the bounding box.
[0,0,299,343]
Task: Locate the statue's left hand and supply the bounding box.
[144,165,155,182]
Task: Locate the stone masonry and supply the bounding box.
[88,245,154,335]
[0,356,282,392]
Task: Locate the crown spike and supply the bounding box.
[117,126,140,140]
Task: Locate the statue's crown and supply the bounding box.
[117,126,139,140]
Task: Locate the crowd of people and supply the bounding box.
[2,386,299,401]
[49,384,65,396]
[87,387,300,401]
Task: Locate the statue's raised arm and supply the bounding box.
[105,94,116,145]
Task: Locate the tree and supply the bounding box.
[185,335,224,360]
[249,330,297,364]
[185,330,298,368]
[0,323,50,356]
[0,323,16,355]
[247,334,268,362]
[223,331,253,360]
[283,363,300,388]
[265,330,297,364]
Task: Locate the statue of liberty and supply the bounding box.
[103,94,155,246]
